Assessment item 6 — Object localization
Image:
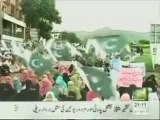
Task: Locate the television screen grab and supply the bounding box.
[0,0,159,119]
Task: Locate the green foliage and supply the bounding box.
[140,44,150,48]
[61,32,81,43]
[38,20,52,40]
[132,48,153,72]
[139,40,150,44]
[21,0,62,40]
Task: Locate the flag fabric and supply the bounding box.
[95,35,128,54]
[49,40,72,61]
[81,66,114,99]
[73,61,114,99]
[45,38,82,61]
[11,39,54,76]
[29,53,53,76]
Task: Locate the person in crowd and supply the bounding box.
[39,78,52,97]
[111,54,122,72]
[44,71,54,85]
[9,60,20,73]
[0,64,10,76]
[4,76,14,89]
[20,70,31,86]
[136,46,141,54]
[80,84,89,101]
[55,76,68,94]
[68,81,82,100]
[66,91,77,101]
[17,60,26,72]
[143,75,157,92]
[30,72,39,91]
[86,91,102,101]
[0,77,17,101]
[150,74,158,87]
[120,93,131,101]
[43,91,58,102]
[62,73,70,84]
[52,77,68,100]
[58,66,70,75]
[13,76,22,93]
[118,84,136,100]
[140,47,143,55]
[68,64,74,74]
[53,70,62,80]
[17,80,42,101]
[104,55,110,75]
[71,73,82,89]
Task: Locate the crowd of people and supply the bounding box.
[0,44,160,102]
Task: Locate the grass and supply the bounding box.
[131,48,153,72]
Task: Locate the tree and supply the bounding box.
[21,0,62,40]
[61,32,81,43]
[139,40,150,44]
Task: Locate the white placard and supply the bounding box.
[130,62,146,77]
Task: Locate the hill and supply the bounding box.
[73,27,150,44]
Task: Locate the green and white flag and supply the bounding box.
[29,53,53,75]
[11,39,54,75]
[95,35,128,54]
[45,38,82,61]
[73,61,114,99]
[86,35,129,58]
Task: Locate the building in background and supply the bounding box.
[0,0,26,48]
[150,24,160,68]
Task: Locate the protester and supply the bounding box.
[62,73,70,84]
[55,76,68,95]
[111,54,122,72]
[143,76,157,92]
[66,91,77,101]
[39,78,52,97]
[17,80,42,101]
[120,93,131,101]
[43,91,58,102]
[20,70,31,86]
[68,81,82,100]
[13,76,22,93]
[9,60,20,73]
[86,91,102,101]
[0,42,159,103]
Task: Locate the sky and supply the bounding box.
[53,0,160,32]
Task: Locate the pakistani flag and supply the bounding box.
[45,38,82,61]
[11,39,54,75]
[86,35,128,56]
[81,66,114,99]
[73,61,114,99]
[29,53,53,76]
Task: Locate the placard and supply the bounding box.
[130,62,146,77]
[118,68,143,87]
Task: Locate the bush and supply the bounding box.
[140,44,150,48]
[139,40,150,44]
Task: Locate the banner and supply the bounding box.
[130,62,146,77]
[0,102,159,119]
[118,68,143,87]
